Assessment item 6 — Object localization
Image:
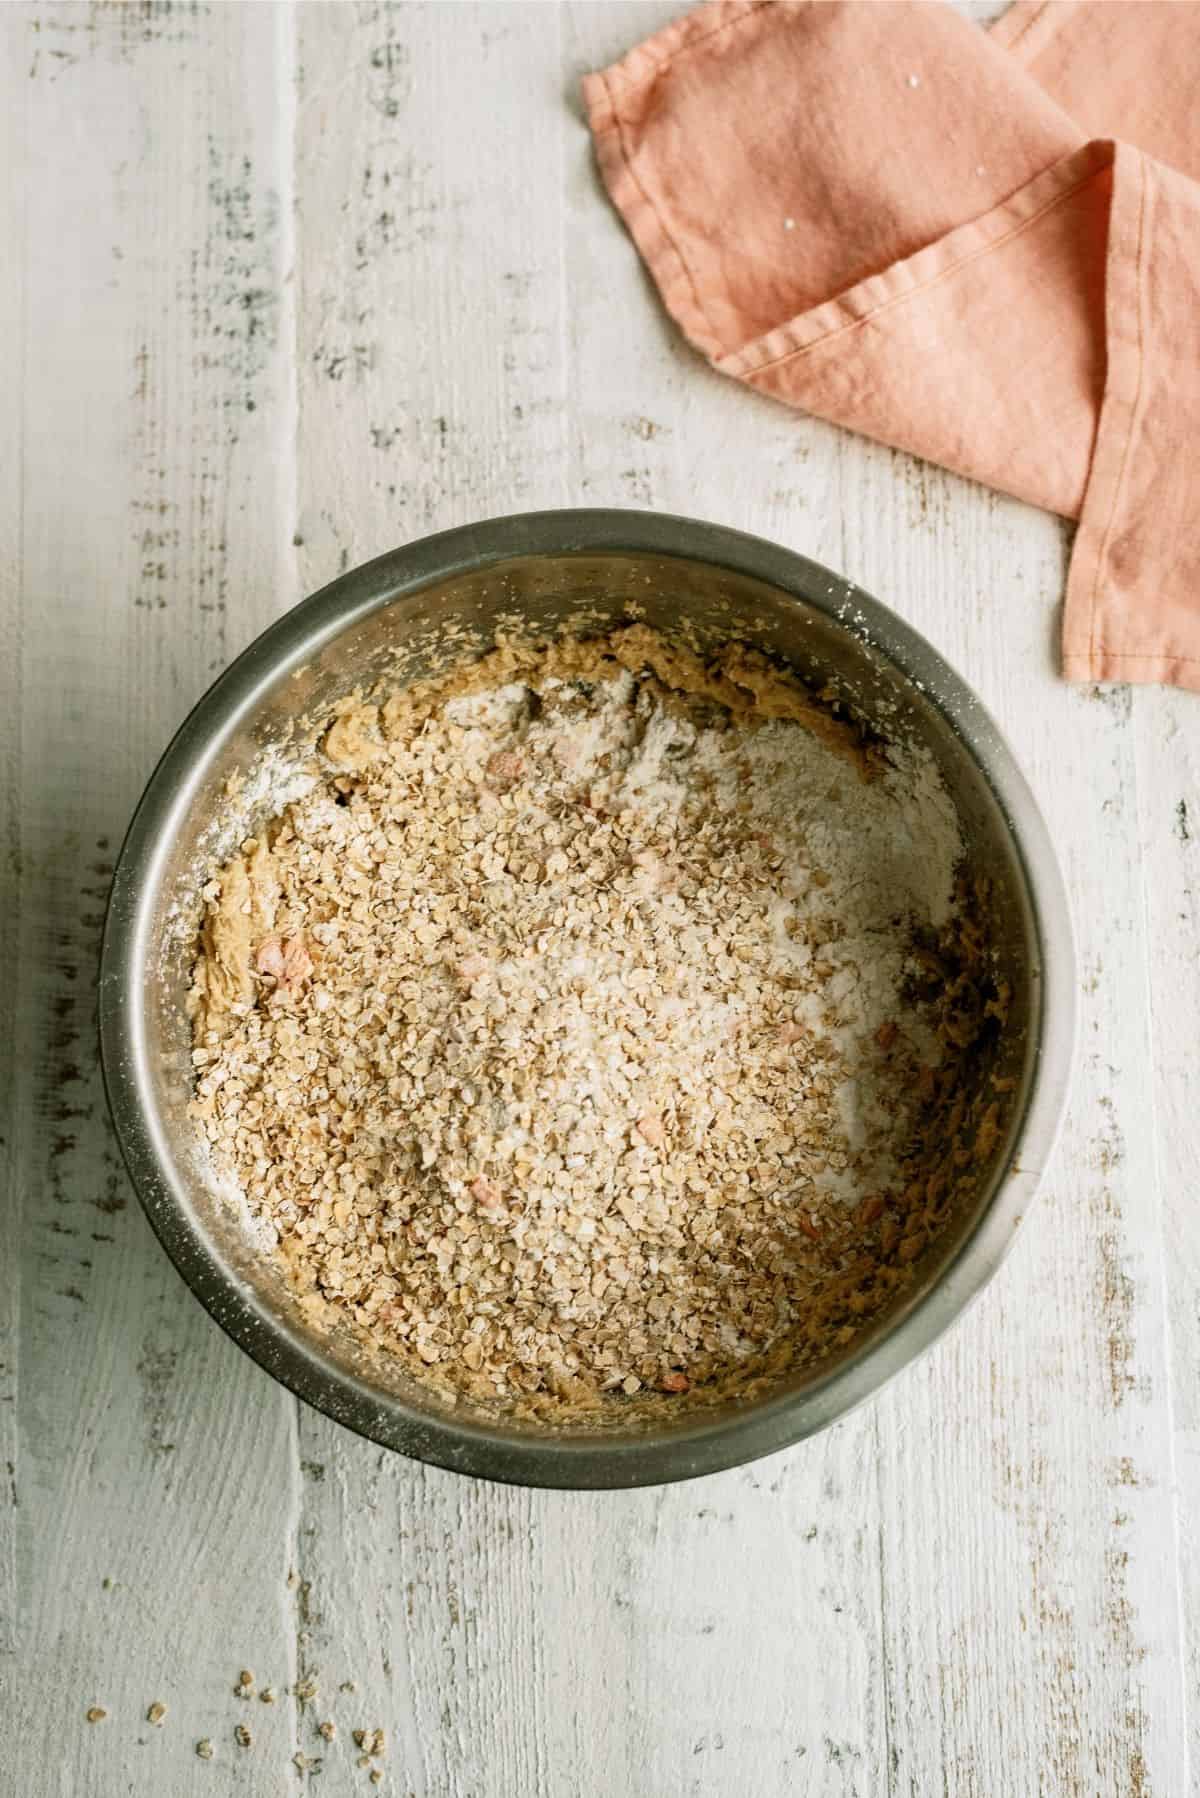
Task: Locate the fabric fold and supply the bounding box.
[583,0,1200,692]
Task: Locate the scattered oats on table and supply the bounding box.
[189,626,998,1417]
[146,1701,167,1726]
[195,1738,214,1760]
[85,1706,107,1724]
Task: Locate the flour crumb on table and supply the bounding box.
[189,626,998,1418]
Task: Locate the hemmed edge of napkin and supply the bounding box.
[575,8,766,368]
[1059,143,1200,692]
[582,2,769,366]
[714,143,1108,390]
[1061,141,1145,686]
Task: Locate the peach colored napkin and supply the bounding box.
[583,1,1200,691]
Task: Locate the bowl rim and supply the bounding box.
[98,507,1076,1489]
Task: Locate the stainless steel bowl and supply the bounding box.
[99,510,1074,1488]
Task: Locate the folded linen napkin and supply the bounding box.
[583,1,1200,691]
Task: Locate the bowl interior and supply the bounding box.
[109,540,1046,1483]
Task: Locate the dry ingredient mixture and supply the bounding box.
[189,626,1000,1417]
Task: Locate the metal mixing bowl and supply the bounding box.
[99,510,1074,1488]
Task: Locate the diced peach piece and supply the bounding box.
[636,1113,666,1149]
[255,937,286,979]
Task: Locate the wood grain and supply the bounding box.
[0,0,26,1671]
[1134,681,1200,1782]
[2,5,298,1792]
[1,2,1193,1793]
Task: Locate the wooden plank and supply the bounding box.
[292,0,572,577]
[1134,682,1200,1780]
[2,4,299,1790]
[0,0,27,1672]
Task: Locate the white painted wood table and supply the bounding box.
[2,4,1197,1793]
